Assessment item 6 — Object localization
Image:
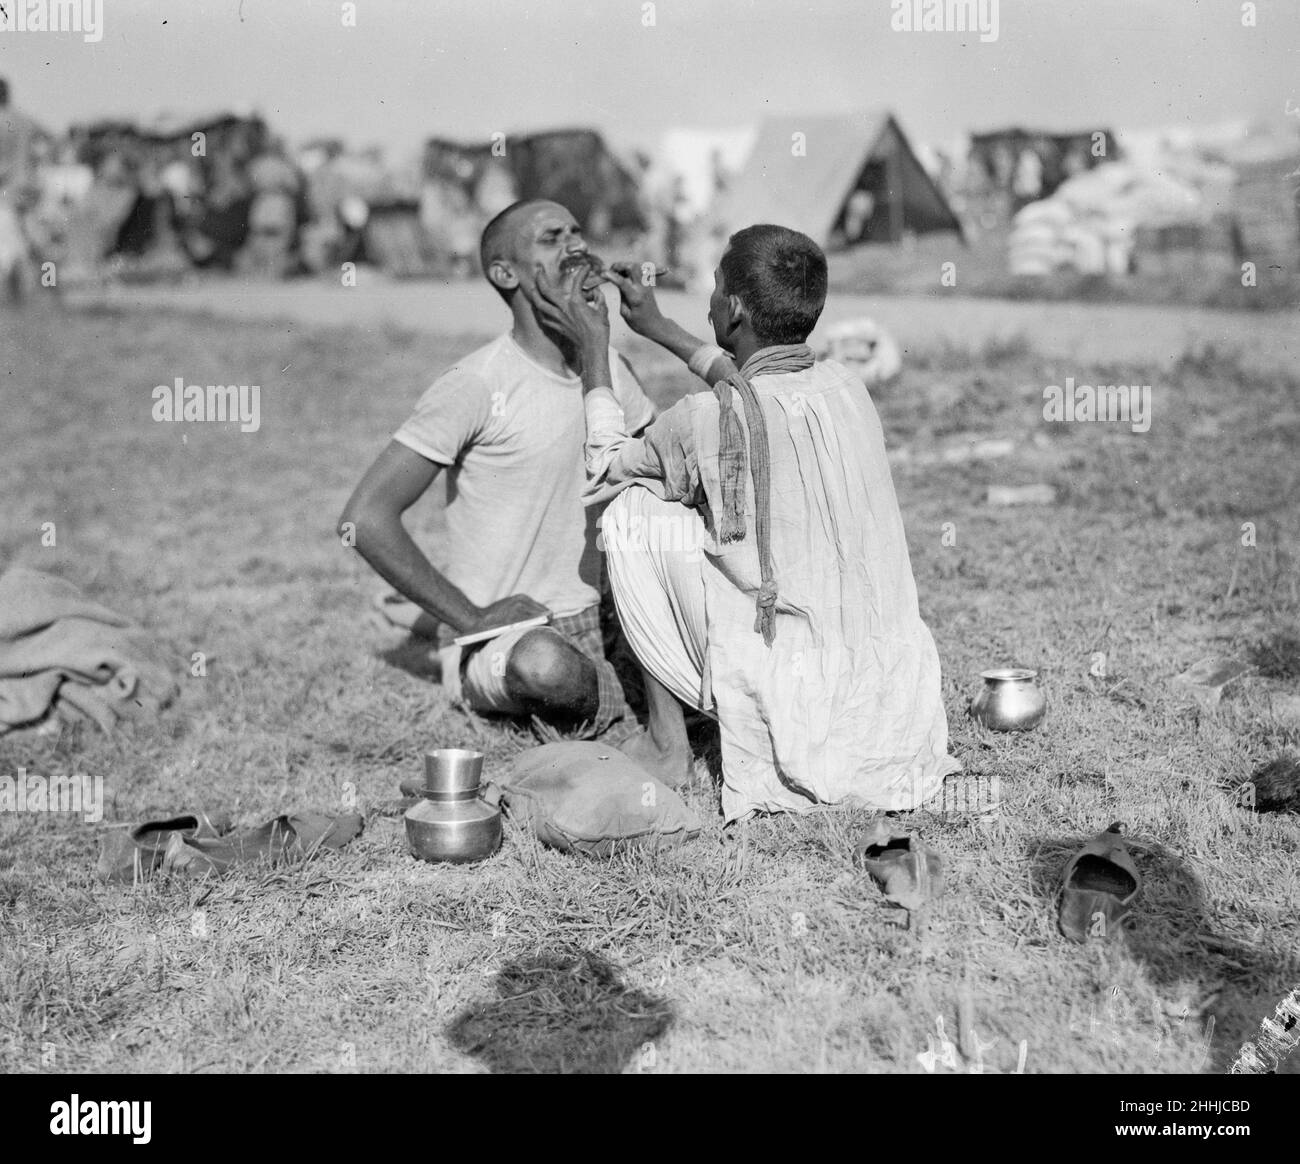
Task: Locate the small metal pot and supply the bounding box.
[404,749,502,864]
[970,667,1047,732]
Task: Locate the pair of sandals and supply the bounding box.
[98,809,364,882]
[854,818,1142,937]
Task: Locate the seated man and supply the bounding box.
[339,199,658,750]
[529,224,983,822]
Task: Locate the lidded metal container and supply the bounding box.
[404,749,502,864]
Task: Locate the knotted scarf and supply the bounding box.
[710,343,815,646]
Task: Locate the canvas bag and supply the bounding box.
[492,741,702,858]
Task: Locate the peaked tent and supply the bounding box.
[721,111,963,247]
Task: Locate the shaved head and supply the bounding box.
[480,199,565,300]
[479,199,537,275]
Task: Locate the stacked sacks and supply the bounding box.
[1008,198,1075,276]
[1008,160,1222,278]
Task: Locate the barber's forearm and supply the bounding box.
[351,513,481,632]
[632,316,733,385]
[644,316,713,367]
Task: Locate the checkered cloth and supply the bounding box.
[548,605,639,745]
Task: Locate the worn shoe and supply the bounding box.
[160,811,364,878]
[97,810,232,883]
[1059,822,1140,942]
[853,818,944,911]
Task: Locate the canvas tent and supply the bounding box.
[720,111,964,247]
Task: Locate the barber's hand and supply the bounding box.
[605,262,667,338]
[531,264,611,353]
[466,594,550,635]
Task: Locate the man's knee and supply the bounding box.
[504,629,596,710]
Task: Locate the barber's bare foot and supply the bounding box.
[617,728,694,790]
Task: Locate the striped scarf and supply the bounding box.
[711,343,815,646]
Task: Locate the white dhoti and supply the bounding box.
[601,485,711,713]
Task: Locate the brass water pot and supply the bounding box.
[404,749,502,864]
[970,668,1047,732]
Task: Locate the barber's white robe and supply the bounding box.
[583,354,959,821]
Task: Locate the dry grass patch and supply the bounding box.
[1,302,1297,1073]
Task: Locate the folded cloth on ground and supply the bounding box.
[0,568,180,735]
[493,740,701,858]
[98,810,364,882]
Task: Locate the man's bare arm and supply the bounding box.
[338,440,548,635]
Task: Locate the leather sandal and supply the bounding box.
[97,810,232,883]
[854,818,944,911]
[160,811,364,878]
[1059,822,1141,942]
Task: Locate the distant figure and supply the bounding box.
[0,78,46,301]
[843,188,876,243]
[473,158,518,219]
[244,142,304,276]
[1012,148,1044,210]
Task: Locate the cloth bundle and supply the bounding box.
[0,568,179,736]
[493,741,701,858]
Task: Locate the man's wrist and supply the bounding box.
[687,342,729,381]
[580,341,613,392]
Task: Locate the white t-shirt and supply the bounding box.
[393,333,655,644]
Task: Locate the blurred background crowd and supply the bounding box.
[2,72,1297,301]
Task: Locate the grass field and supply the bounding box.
[1,299,1298,1074]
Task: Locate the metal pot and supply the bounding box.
[404,749,502,864]
[970,667,1047,732]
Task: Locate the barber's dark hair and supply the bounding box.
[0,78,9,107]
[719,224,827,345]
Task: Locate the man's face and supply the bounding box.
[504,202,590,301]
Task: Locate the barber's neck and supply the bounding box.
[510,301,581,376]
[727,331,769,372]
